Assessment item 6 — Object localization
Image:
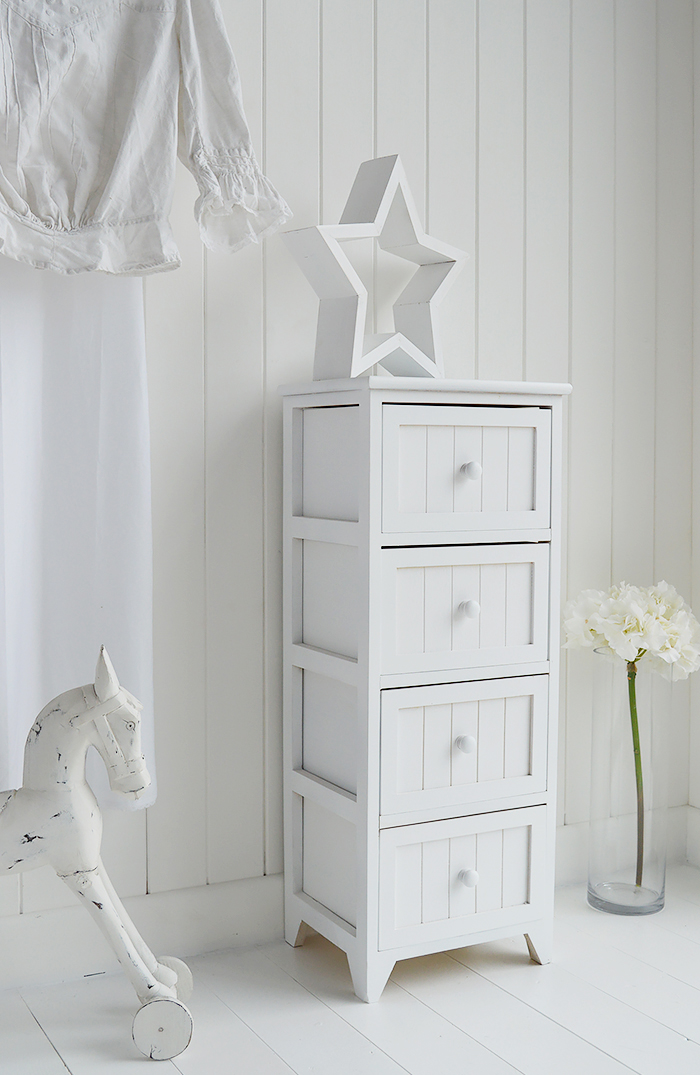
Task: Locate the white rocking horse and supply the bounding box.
[0,646,193,1060]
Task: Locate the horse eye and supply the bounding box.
[124,720,136,733]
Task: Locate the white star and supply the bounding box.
[283,155,467,380]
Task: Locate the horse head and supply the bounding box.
[73,646,151,799]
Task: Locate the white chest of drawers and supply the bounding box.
[281,376,570,1002]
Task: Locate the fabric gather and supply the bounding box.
[0,0,291,275]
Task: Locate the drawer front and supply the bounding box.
[382,404,551,535]
[381,544,550,674]
[380,676,548,816]
[379,806,547,950]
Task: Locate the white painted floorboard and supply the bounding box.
[4,867,700,1074]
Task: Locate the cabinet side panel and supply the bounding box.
[302,799,357,927]
[302,406,360,521]
[302,541,359,658]
[302,671,358,794]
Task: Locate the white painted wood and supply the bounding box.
[301,541,360,658]
[383,404,551,533]
[381,676,547,816]
[284,155,466,380]
[427,0,477,379]
[199,947,408,1075]
[655,0,693,814]
[383,543,549,674]
[392,949,634,1075]
[301,670,358,795]
[524,0,571,384]
[0,649,193,1019]
[145,160,207,896]
[171,977,296,1075]
[452,933,700,1075]
[17,875,700,1074]
[21,973,182,1073]
[264,932,522,1075]
[302,406,360,521]
[283,378,565,1001]
[302,800,357,927]
[378,806,547,950]
[0,990,71,1074]
[612,0,657,588]
[565,0,616,830]
[264,0,321,885]
[477,0,525,379]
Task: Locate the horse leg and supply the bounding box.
[58,864,177,1005]
[94,863,181,993]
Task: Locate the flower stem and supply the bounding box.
[627,660,645,887]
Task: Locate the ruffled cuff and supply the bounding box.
[192,146,292,254]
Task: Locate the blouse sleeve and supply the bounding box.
[177,0,291,253]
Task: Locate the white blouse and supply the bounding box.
[0,0,291,274]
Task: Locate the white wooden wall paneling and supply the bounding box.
[321,0,375,226]
[477,0,525,380]
[264,0,321,875]
[612,0,657,586]
[7,0,697,938]
[375,0,427,337]
[565,0,616,828]
[427,0,477,379]
[655,0,694,811]
[321,0,375,332]
[523,0,570,386]
[205,0,266,884]
[145,167,208,893]
[523,0,571,834]
[692,2,700,814]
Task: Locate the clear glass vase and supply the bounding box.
[587,650,672,915]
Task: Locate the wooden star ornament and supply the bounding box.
[283,155,467,380]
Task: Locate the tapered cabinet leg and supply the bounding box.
[524,924,553,965]
[347,952,396,1003]
[285,912,313,948]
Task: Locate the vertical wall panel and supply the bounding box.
[477,0,525,379]
[524,0,571,384]
[375,0,428,336]
[612,0,657,585]
[3,0,691,941]
[691,0,700,813]
[565,0,616,827]
[428,0,478,379]
[655,0,694,811]
[145,167,208,893]
[321,0,375,352]
[264,0,322,875]
[205,0,266,884]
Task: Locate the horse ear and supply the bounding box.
[95,645,120,701]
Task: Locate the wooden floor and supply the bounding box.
[6,865,700,1073]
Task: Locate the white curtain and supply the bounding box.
[0,254,155,808]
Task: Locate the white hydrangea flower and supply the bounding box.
[563,580,700,680]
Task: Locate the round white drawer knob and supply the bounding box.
[460,461,482,480]
[455,734,477,754]
[458,869,479,888]
[458,600,480,618]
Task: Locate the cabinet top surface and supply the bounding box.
[278,376,572,398]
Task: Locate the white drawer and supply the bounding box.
[380,676,548,816]
[382,404,551,535]
[381,543,550,674]
[378,806,547,950]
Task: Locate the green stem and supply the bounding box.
[627,660,645,888]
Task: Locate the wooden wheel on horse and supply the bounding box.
[0,646,193,1060]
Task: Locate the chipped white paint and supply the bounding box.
[0,646,193,1060]
[283,155,466,380]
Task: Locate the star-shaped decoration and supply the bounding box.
[283,155,467,380]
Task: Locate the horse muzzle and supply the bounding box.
[110,762,152,799]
